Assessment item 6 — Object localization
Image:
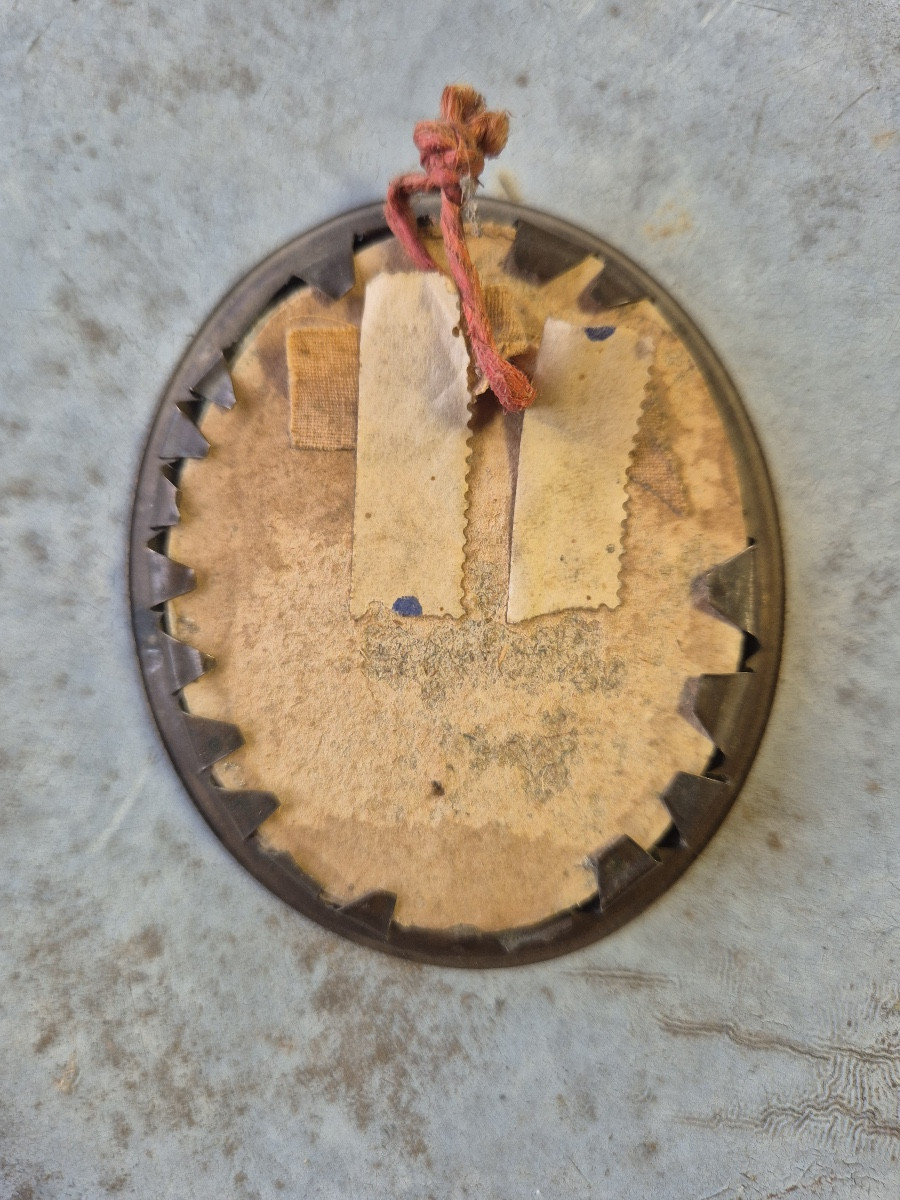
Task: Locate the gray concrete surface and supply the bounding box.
[1,1,898,1196]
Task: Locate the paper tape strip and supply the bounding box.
[507,319,650,622]
[350,272,473,619]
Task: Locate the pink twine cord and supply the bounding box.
[384,85,536,413]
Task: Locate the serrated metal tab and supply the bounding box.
[161,632,212,692]
[145,549,194,605]
[590,836,659,910]
[298,239,356,299]
[183,715,244,770]
[216,788,280,839]
[149,474,180,528]
[512,221,588,282]
[661,772,729,849]
[191,354,237,410]
[702,545,759,635]
[691,673,753,757]
[159,408,209,460]
[582,259,647,308]
[337,891,397,937]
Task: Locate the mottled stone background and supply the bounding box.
[1,1,897,1197]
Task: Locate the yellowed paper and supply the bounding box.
[171,232,746,930]
[350,272,473,619]
[288,323,359,450]
[507,319,650,621]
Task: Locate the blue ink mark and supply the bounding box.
[585,325,616,342]
[392,595,423,617]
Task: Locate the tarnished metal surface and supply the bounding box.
[584,257,649,308]
[1,0,897,1196]
[703,544,760,636]
[511,219,592,281]
[590,835,659,910]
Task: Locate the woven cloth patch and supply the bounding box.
[288,323,359,450]
[483,283,532,360]
[630,392,690,517]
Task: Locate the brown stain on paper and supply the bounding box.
[168,226,745,931]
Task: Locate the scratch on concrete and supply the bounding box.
[88,758,153,855]
[828,85,878,126]
[564,966,673,989]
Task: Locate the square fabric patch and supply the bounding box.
[288,323,359,450]
[484,283,532,361]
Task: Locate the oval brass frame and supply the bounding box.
[129,198,784,967]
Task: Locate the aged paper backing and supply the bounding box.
[169,228,746,930]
